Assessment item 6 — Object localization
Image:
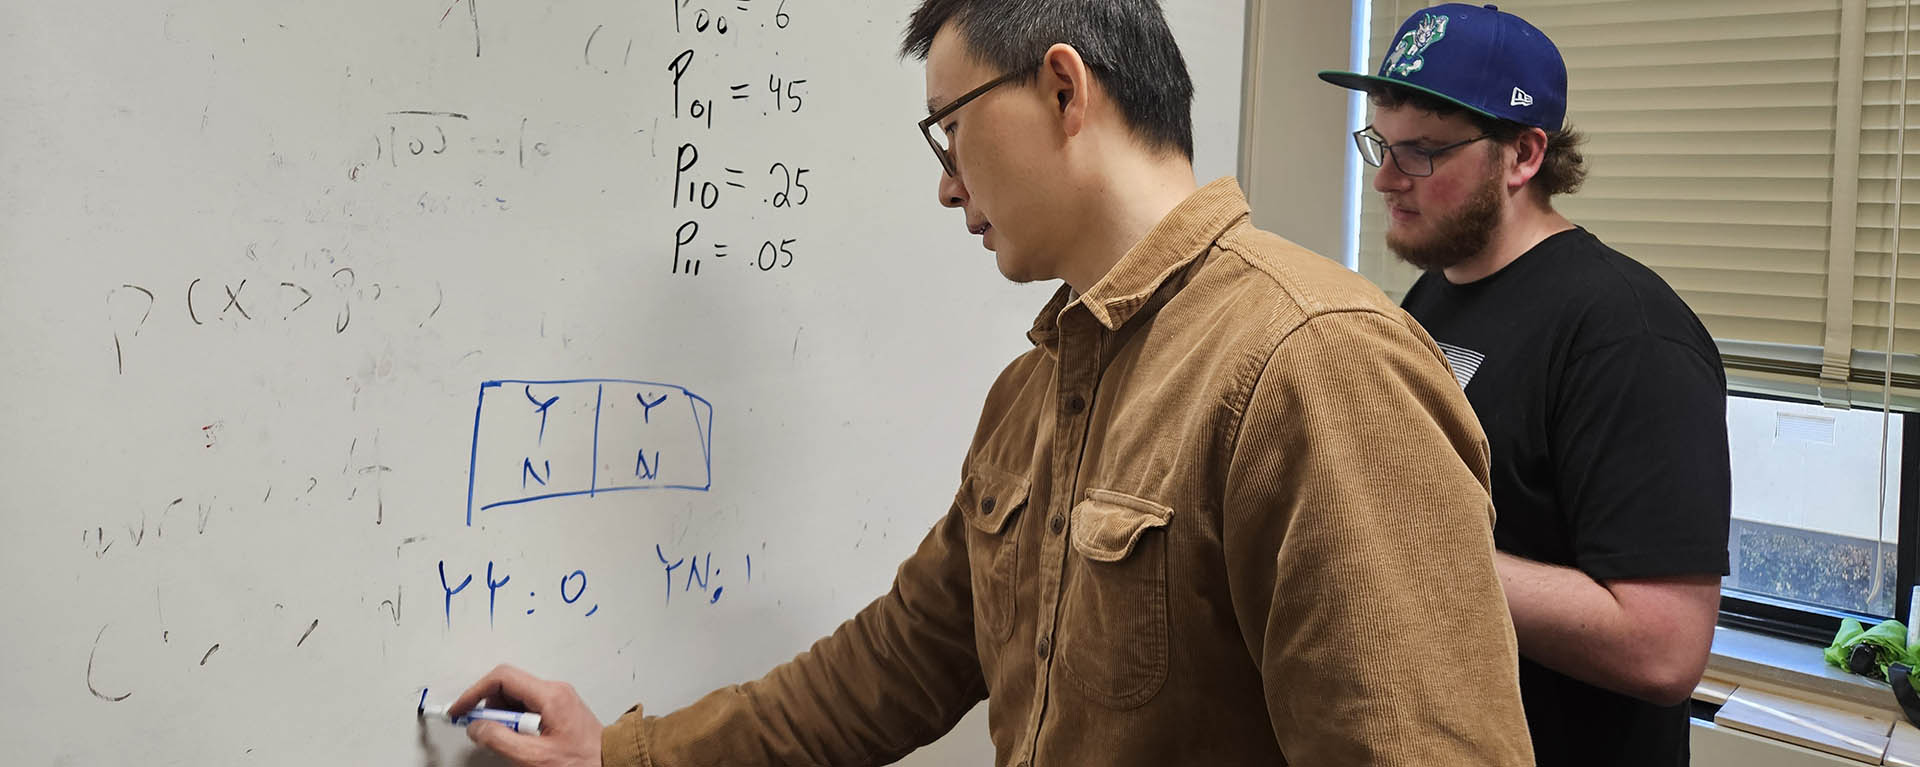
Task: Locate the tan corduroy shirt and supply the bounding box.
[603,178,1534,766]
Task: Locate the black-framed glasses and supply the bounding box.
[919,68,1030,177]
[1352,126,1492,177]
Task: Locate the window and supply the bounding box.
[1724,395,1910,623]
[1351,0,1920,637]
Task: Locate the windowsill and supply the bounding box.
[1706,624,1900,714]
[1700,625,1920,763]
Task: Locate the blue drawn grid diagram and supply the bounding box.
[466,379,714,525]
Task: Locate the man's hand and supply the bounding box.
[452,664,603,767]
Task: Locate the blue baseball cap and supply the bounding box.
[1319,3,1567,132]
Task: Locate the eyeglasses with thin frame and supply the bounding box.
[1352,126,1493,177]
[919,68,1030,177]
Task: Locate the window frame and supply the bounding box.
[1716,390,1920,643]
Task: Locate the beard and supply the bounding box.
[1386,168,1504,273]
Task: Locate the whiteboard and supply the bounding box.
[0,1,1245,764]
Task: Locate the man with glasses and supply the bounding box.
[1322,4,1731,765]
[446,2,1536,765]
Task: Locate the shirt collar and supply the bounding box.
[1026,177,1251,348]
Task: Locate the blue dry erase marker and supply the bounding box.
[419,700,543,735]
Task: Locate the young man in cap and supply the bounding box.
[1323,4,1732,765]
[445,1,1538,765]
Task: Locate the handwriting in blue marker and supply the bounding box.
[437,549,753,627]
[637,391,668,423]
[522,458,551,488]
[438,561,473,628]
[656,545,684,606]
[465,379,715,525]
[486,562,511,625]
[436,560,603,627]
[656,545,754,607]
[525,386,561,443]
[560,570,596,616]
[686,553,712,594]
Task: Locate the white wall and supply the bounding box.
[1240,0,1357,261]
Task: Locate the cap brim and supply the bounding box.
[1317,70,1382,92]
[1315,69,1507,125]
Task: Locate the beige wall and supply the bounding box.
[1692,721,1864,767]
[1239,0,1358,261]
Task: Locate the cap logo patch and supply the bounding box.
[1383,12,1449,78]
[1510,87,1534,107]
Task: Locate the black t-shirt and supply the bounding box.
[1401,227,1731,767]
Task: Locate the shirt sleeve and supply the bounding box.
[1221,309,1535,766]
[1551,332,1731,581]
[601,504,987,767]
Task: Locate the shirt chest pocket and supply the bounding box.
[1058,488,1172,709]
[958,464,1030,642]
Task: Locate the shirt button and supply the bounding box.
[1065,394,1086,414]
[981,496,996,515]
[1049,514,1065,535]
[1036,635,1052,659]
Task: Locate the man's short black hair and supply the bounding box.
[902,0,1195,160]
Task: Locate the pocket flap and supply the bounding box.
[1070,489,1173,562]
[958,463,1031,535]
